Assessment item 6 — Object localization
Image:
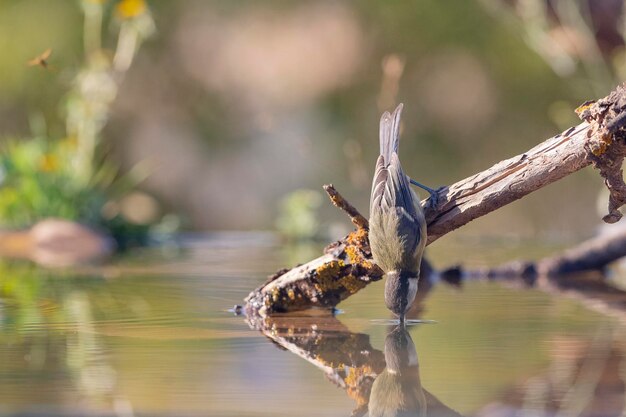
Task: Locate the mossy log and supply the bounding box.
[245,84,626,317]
[244,222,385,316]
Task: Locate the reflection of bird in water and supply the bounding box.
[369,104,430,323]
[369,325,426,417]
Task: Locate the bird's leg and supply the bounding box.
[409,178,437,195]
[409,177,441,209]
[399,313,406,326]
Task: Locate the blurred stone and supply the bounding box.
[0,218,114,267]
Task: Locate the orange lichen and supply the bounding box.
[344,365,376,406]
[345,245,361,264]
[591,133,613,156]
[315,260,345,291]
[346,227,369,247]
[341,274,367,294]
[344,365,374,386]
[345,228,377,270]
[575,100,595,118]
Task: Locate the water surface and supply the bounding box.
[0,233,623,416]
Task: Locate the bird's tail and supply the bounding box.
[379,103,403,163]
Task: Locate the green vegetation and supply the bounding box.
[0,0,162,246]
[275,189,323,241]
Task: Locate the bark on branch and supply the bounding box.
[245,84,626,316]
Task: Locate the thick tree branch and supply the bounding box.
[426,84,626,240]
[245,84,626,316]
[423,122,591,243]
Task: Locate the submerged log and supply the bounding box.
[245,84,626,316]
[437,223,626,322]
[537,227,626,275]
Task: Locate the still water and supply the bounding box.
[0,233,624,417]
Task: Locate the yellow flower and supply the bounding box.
[116,0,147,19]
[39,154,59,173]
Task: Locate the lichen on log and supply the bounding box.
[244,210,384,316]
[576,86,626,223]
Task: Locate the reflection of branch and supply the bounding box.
[246,316,383,416]
[246,316,462,417]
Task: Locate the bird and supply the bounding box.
[369,104,428,324]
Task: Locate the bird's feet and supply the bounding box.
[409,177,444,209]
[409,178,437,195]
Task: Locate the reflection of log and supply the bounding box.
[536,272,626,322]
[245,85,626,316]
[246,316,462,417]
[246,316,384,417]
[477,328,625,417]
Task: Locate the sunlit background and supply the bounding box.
[2,2,626,417]
[2,0,624,240]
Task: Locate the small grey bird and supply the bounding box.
[369,104,427,323]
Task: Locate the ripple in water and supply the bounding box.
[369,318,438,326]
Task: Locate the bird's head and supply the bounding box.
[384,270,419,321]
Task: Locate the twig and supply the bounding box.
[323,184,369,229]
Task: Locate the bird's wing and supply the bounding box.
[387,152,419,223]
[379,104,403,162]
[370,154,387,215]
[371,152,420,236]
[388,152,422,263]
[371,103,404,215]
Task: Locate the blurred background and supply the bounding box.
[1,0,626,242]
[3,3,626,416]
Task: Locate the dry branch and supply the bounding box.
[245,84,626,316]
[323,184,369,229]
